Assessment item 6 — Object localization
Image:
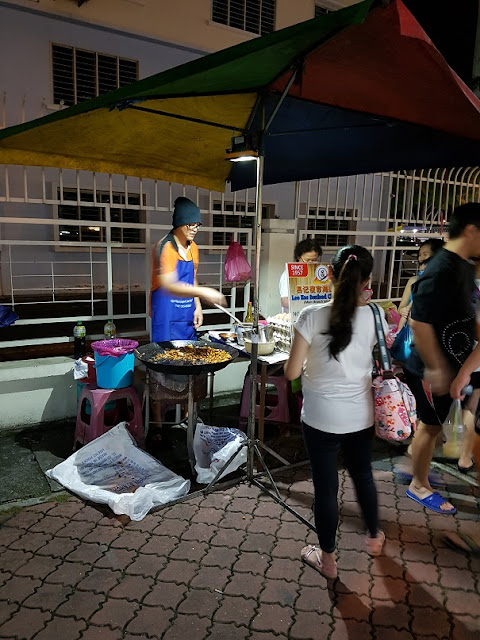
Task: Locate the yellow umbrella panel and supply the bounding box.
[0,94,256,192]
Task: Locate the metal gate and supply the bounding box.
[296,169,480,301]
[1,162,479,354]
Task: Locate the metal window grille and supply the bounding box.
[306,215,354,247]
[314,5,329,16]
[51,44,138,106]
[56,187,145,245]
[212,0,275,35]
[210,200,275,247]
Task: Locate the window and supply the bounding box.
[209,200,275,247]
[212,201,255,247]
[314,4,329,17]
[307,208,355,246]
[55,188,145,245]
[212,0,275,35]
[52,44,138,106]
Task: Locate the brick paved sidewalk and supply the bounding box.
[0,465,479,640]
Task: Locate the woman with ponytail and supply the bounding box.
[284,245,388,579]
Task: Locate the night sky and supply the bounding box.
[402,0,478,86]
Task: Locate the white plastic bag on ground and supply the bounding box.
[194,423,247,484]
[46,423,190,520]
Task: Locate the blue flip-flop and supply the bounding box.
[395,470,445,487]
[406,489,456,515]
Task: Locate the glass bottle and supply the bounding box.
[244,301,254,323]
[104,319,116,340]
[73,321,86,359]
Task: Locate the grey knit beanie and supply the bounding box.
[172,197,202,229]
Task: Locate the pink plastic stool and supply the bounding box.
[74,384,144,449]
[239,372,291,425]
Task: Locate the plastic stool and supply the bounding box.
[74,384,144,450]
[239,372,291,424]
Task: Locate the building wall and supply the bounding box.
[2,0,360,54]
[0,3,202,126]
[0,4,303,302]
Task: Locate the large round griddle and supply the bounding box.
[135,340,239,375]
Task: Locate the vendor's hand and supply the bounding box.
[400,307,409,319]
[193,307,203,329]
[450,372,471,400]
[200,287,226,307]
[424,366,453,396]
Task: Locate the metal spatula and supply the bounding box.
[214,303,244,326]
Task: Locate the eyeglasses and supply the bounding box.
[299,255,320,264]
[186,223,201,231]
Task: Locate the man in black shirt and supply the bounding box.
[405,203,480,514]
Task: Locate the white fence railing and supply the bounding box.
[0,169,255,351]
[1,160,479,354]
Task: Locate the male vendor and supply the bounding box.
[151,196,225,340]
[149,197,225,438]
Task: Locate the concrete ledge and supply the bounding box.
[0,356,75,383]
[0,357,77,431]
[0,356,247,432]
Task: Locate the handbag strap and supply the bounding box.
[368,303,392,373]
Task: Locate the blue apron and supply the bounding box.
[151,249,196,343]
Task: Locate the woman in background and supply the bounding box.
[397,238,445,332]
[285,245,387,580]
[279,238,323,313]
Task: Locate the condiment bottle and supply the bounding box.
[104,319,116,340]
[244,301,254,323]
[73,321,86,359]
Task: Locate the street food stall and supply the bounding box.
[2,0,480,521]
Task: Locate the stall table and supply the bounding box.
[207,332,290,442]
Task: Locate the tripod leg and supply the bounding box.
[250,477,316,532]
[186,375,197,473]
[202,440,247,493]
[253,442,281,499]
[257,440,290,466]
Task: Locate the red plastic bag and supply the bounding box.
[224,240,252,283]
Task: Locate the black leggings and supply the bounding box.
[302,422,379,553]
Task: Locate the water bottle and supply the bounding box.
[73,321,86,359]
[442,399,465,458]
[104,319,116,340]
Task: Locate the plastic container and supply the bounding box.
[442,399,464,458]
[93,352,135,389]
[73,321,86,359]
[104,319,116,340]
[80,355,96,385]
[91,339,138,389]
[243,338,275,355]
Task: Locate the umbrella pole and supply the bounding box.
[246,152,264,480]
[241,150,316,533]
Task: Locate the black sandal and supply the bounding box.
[443,532,480,557]
[457,461,475,474]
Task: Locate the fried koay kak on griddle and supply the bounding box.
[151,344,231,365]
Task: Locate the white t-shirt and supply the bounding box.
[295,302,388,434]
[279,269,289,312]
